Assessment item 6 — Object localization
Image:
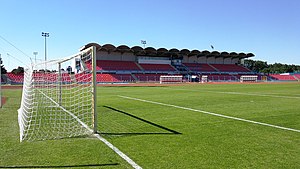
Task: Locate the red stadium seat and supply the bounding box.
[210,64,251,72]
[139,64,175,71]
[183,63,216,72]
[6,73,24,83]
[97,60,141,71]
[96,74,133,82]
[269,74,297,81]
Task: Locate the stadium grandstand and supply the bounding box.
[3,43,300,84]
[76,43,256,83]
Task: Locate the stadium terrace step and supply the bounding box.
[139,64,176,71]
[97,60,141,71]
[210,64,251,73]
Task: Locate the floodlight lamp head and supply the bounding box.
[42,32,49,37]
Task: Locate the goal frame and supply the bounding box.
[240,75,258,82]
[18,46,98,141]
[160,75,183,84]
[91,46,97,134]
[56,46,98,133]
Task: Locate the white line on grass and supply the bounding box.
[208,91,300,99]
[94,134,142,169]
[248,92,300,97]
[119,95,300,133]
[164,88,300,99]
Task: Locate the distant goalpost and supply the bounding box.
[160,75,183,84]
[18,46,97,142]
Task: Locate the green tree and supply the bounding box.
[0,57,7,74]
[253,61,268,73]
[11,66,24,74]
[1,65,7,74]
[243,59,300,73]
[243,59,255,70]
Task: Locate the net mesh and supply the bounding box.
[18,47,95,141]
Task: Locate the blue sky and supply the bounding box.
[0,0,299,71]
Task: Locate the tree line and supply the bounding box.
[1,65,23,74]
[243,59,300,74]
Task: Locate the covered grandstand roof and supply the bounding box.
[80,43,254,59]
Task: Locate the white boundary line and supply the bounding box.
[208,91,300,99]
[119,95,300,133]
[94,134,142,169]
[163,88,300,99]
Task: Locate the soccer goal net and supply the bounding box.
[160,75,183,84]
[18,46,97,142]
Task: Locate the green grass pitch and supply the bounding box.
[1,83,300,168]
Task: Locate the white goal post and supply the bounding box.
[201,75,208,83]
[160,75,183,84]
[18,46,97,142]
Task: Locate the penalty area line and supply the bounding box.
[119,95,300,133]
[94,134,142,169]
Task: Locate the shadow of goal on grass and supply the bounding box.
[0,163,119,168]
[100,106,181,136]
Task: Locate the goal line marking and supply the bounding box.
[119,95,300,133]
[208,91,300,99]
[94,134,142,169]
[39,90,142,169]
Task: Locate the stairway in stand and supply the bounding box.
[293,75,300,81]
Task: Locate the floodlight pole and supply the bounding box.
[42,32,49,62]
[33,52,38,64]
[141,40,146,48]
[42,32,49,71]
